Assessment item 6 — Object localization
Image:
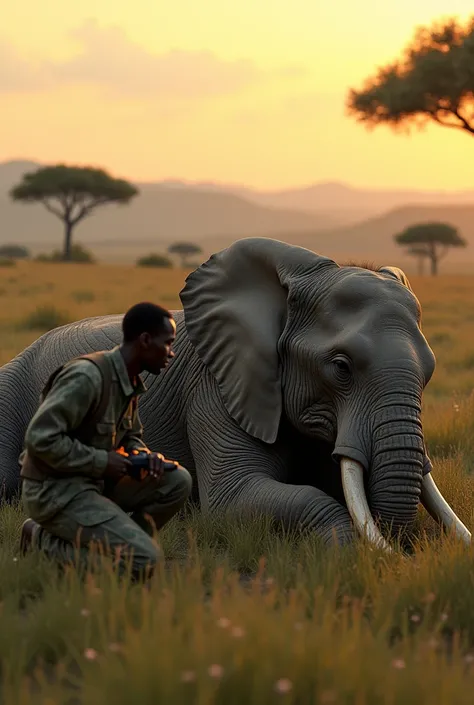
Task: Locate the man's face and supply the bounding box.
[139,317,177,374]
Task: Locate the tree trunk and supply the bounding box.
[63,220,73,261]
[429,242,438,276]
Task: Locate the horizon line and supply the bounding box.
[2,157,474,196]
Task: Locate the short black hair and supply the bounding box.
[122,302,173,342]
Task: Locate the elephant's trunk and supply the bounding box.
[368,399,425,534]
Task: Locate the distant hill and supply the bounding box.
[1,160,473,270]
[240,182,474,215]
[149,178,474,225]
[0,161,329,253]
[0,160,40,190]
[292,204,474,267]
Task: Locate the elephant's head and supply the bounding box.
[180,238,470,550]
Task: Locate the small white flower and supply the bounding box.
[274,678,293,694]
[231,626,245,638]
[84,648,98,660]
[208,664,224,678]
[392,659,406,670]
[217,617,231,628]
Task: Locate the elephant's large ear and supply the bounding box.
[378,265,414,292]
[180,237,337,444]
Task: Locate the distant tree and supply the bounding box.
[136,253,173,268]
[347,16,474,138]
[35,243,96,264]
[168,241,202,268]
[0,244,30,259]
[10,165,138,262]
[394,222,467,275]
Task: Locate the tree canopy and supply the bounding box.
[10,165,138,261]
[168,241,203,267]
[394,222,467,275]
[346,16,474,136]
[0,245,30,260]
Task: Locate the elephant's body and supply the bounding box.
[1,238,466,550]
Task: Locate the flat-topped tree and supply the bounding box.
[394,222,467,276]
[168,241,203,268]
[10,165,138,261]
[346,16,474,137]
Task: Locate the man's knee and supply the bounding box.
[172,466,193,503]
[129,534,162,573]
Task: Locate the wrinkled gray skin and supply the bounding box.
[0,238,436,546]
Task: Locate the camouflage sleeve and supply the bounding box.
[122,400,149,453]
[24,360,109,478]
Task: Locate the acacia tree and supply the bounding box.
[10,165,138,261]
[346,16,474,136]
[168,241,202,268]
[394,222,466,276]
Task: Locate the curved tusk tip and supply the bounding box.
[340,457,394,554]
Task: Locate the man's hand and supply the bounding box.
[104,450,132,481]
[148,452,166,482]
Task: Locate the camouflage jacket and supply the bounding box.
[20,346,148,479]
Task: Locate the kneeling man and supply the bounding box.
[19,301,192,580]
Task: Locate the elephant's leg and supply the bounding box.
[187,383,355,546]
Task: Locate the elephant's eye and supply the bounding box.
[333,356,352,378]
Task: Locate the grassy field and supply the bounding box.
[0,260,473,703]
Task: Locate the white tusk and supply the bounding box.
[420,473,471,546]
[340,458,393,553]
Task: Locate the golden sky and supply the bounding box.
[3,1,474,189]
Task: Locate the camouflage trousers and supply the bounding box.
[21,466,193,580]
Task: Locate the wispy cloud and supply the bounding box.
[0,39,47,92]
[1,20,305,100]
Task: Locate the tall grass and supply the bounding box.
[0,263,472,701]
[0,492,472,704]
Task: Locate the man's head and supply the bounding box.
[121,302,176,375]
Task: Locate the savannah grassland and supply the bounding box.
[0,259,472,704]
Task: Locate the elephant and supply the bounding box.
[0,237,470,551]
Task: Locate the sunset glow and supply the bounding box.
[3,0,474,189]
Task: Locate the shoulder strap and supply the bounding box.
[76,353,113,435]
[40,352,113,442]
